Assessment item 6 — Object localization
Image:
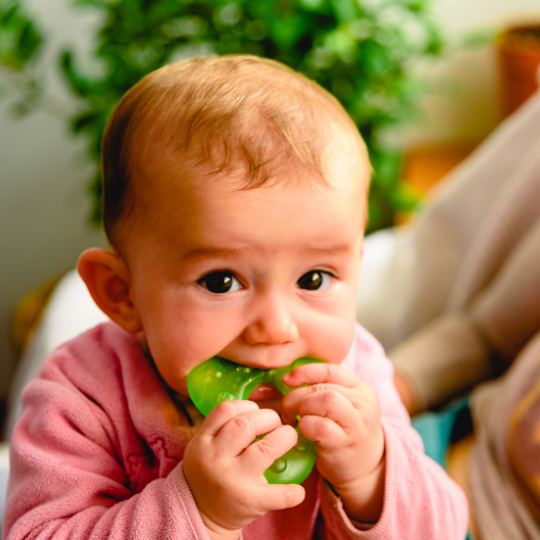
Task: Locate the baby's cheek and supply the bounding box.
[151,349,196,397]
[323,324,356,365]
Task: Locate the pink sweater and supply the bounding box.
[3,322,467,539]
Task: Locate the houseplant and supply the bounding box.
[1,0,445,232]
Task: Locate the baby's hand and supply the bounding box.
[183,401,305,540]
[281,364,385,523]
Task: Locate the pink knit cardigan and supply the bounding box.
[3,322,467,539]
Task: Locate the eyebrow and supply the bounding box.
[181,243,353,261]
[181,247,244,261]
[303,244,353,255]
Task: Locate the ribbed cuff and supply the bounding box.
[168,461,213,540]
[318,423,396,539]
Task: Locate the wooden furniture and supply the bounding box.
[498,24,540,119]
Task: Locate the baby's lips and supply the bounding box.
[248,383,283,401]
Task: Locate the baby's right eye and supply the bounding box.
[198,271,242,294]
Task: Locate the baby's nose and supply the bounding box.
[242,292,299,346]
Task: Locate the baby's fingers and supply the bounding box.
[298,415,347,449]
[201,400,260,437]
[241,424,298,476]
[284,363,360,388]
[282,383,360,427]
[216,407,284,458]
[251,483,305,513]
[297,389,358,431]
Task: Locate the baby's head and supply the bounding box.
[79,55,371,407]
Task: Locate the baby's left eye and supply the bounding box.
[297,270,332,291]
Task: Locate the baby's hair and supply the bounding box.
[102,54,361,245]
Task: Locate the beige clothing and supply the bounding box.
[355,92,540,540]
[391,218,540,410]
[356,90,540,411]
[468,330,540,540]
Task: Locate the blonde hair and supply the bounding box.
[102,54,362,244]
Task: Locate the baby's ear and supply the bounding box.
[78,248,142,334]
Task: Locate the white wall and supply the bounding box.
[0,0,106,398]
[1,0,539,401]
[406,0,540,145]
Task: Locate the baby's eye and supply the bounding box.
[198,271,242,294]
[297,270,332,291]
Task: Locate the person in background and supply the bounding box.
[391,217,540,540]
[363,92,540,540]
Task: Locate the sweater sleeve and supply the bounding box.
[390,218,540,412]
[318,325,469,540]
[3,356,210,539]
[390,312,494,412]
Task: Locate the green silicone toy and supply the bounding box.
[187,356,324,484]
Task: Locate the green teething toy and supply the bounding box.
[187,356,324,484]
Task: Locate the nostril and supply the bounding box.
[243,318,299,346]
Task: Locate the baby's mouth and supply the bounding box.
[248,383,284,401]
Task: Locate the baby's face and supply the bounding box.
[123,149,368,411]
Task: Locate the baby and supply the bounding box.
[4,55,467,540]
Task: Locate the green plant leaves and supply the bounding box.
[15,19,40,63]
[61,51,92,97]
[0,1,42,69]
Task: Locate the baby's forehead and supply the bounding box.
[133,152,369,235]
[116,146,368,260]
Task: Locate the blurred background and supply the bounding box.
[1,0,539,428]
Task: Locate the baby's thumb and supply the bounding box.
[256,483,305,513]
